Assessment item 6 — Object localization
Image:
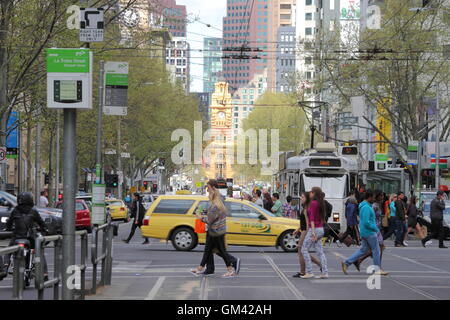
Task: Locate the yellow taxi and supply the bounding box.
[141,195,300,252]
[106,199,129,221]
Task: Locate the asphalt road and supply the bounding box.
[2,222,450,300]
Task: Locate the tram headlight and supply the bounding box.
[333,213,340,222]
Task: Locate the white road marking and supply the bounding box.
[310,279,367,284]
[144,276,166,300]
[386,252,449,273]
[261,253,306,300]
[386,276,440,300]
[199,276,208,300]
[415,286,450,289]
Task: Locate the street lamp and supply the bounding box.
[298,100,331,148]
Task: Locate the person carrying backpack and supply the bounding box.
[2,192,48,280]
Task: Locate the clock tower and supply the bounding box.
[205,80,234,180]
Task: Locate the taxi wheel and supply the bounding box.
[279,230,299,252]
[171,228,198,251]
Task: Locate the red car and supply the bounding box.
[56,199,92,232]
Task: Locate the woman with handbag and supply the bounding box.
[406,196,426,240]
[300,187,329,279]
[190,186,237,278]
[292,192,322,278]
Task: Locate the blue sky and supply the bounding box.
[177,0,225,92]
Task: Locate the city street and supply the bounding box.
[3,223,449,300]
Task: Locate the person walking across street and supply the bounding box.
[263,192,273,212]
[38,191,49,208]
[271,193,283,217]
[341,190,388,276]
[406,196,426,242]
[422,191,447,249]
[292,191,322,278]
[190,186,237,278]
[383,194,398,242]
[353,190,386,272]
[123,193,149,244]
[282,196,296,219]
[201,180,241,276]
[338,191,360,246]
[254,190,264,207]
[395,192,408,247]
[300,187,329,279]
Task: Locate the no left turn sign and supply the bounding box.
[0,147,7,164]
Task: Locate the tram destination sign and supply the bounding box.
[309,159,342,167]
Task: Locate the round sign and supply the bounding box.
[0,147,6,162]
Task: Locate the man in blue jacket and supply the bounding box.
[341,190,388,276]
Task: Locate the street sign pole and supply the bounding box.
[435,84,440,190]
[62,108,77,301]
[117,117,122,198]
[96,61,105,185]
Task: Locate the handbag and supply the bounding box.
[326,223,353,247]
[194,219,206,234]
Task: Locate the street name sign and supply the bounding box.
[104,62,129,116]
[79,8,104,42]
[46,48,93,109]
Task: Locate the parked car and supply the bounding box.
[0,191,62,235]
[105,199,129,222]
[55,199,92,233]
[141,195,300,252]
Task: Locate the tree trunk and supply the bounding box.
[26,123,32,192]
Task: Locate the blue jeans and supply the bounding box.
[345,233,381,268]
[394,219,406,245]
[301,228,328,275]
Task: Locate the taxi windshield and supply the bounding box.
[107,201,123,206]
[247,202,276,217]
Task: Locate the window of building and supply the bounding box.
[305,12,313,20]
[280,4,291,9]
[306,0,313,5]
[305,27,313,35]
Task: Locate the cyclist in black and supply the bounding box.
[2,192,48,280]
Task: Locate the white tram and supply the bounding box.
[275,143,360,233]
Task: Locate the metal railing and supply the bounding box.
[35,234,63,300]
[0,243,24,300]
[90,221,115,295]
[0,221,118,300]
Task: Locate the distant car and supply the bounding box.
[421,200,450,239]
[141,194,156,210]
[105,199,129,222]
[0,191,62,235]
[55,199,92,233]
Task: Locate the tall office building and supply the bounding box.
[158,0,187,37]
[222,0,269,93]
[166,38,191,92]
[203,37,223,93]
[268,0,296,92]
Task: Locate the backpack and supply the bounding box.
[324,200,333,221]
[13,209,36,238]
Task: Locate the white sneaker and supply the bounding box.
[425,240,433,247]
[403,241,408,247]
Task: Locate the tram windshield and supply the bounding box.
[302,173,347,198]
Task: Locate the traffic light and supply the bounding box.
[105,174,119,188]
[44,173,49,185]
[143,181,149,189]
